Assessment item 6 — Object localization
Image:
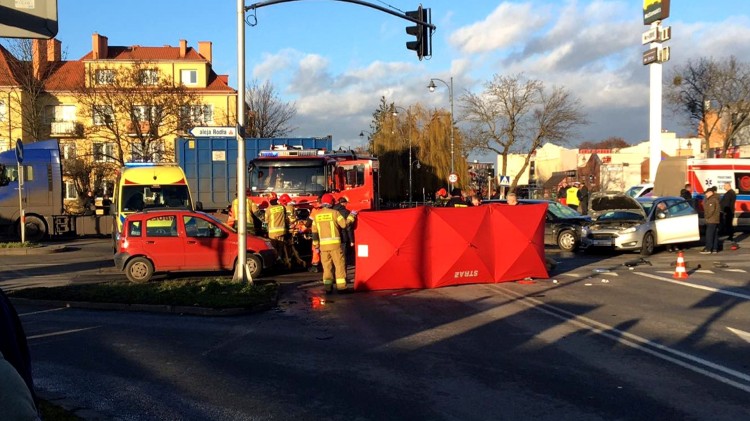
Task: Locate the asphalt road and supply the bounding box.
[4,237,750,420]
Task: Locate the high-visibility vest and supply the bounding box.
[311,207,348,251]
[266,204,287,237]
[566,187,580,207]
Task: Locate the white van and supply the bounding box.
[625,183,653,198]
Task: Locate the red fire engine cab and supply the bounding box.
[248,146,380,212]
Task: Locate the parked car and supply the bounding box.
[484,199,591,251]
[580,193,699,255]
[114,209,277,283]
[625,183,654,198]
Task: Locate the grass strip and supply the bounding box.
[8,278,277,309]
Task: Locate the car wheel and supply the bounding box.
[557,230,577,252]
[640,232,655,256]
[246,254,263,278]
[125,257,154,283]
[18,215,47,242]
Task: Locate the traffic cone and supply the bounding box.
[673,251,688,280]
[731,242,739,251]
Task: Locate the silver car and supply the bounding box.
[580,193,700,255]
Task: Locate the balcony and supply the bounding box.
[50,121,82,137]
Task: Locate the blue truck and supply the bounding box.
[175,136,334,212]
[0,139,112,241]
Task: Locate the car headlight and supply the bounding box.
[580,226,590,235]
[621,227,637,234]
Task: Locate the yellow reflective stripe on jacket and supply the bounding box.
[312,209,345,246]
[267,204,287,235]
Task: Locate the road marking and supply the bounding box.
[695,270,715,274]
[563,273,582,278]
[18,307,67,317]
[635,272,750,300]
[656,271,674,274]
[27,326,99,340]
[493,286,750,394]
[723,269,747,273]
[727,327,750,344]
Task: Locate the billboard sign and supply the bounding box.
[643,0,670,25]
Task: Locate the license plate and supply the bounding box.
[593,239,612,246]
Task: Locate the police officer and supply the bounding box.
[311,193,356,292]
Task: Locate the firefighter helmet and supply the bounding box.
[279,193,291,205]
[321,193,335,206]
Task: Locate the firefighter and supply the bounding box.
[278,193,306,268]
[265,193,290,268]
[231,193,261,235]
[311,193,356,292]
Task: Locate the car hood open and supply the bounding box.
[589,192,646,219]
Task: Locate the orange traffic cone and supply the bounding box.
[673,251,688,280]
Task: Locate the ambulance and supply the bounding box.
[653,156,750,226]
[112,163,199,240]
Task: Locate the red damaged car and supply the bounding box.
[114,209,277,282]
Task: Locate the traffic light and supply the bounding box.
[405,6,431,60]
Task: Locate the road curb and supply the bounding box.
[9,297,274,317]
[0,245,70,256]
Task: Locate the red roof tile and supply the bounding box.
[0,45,20,86]
[44,61,84,91]
[81,46,205,61]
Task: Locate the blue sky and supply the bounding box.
[55,0,750,152]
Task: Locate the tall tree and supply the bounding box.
[0,38,62,141]
[667,56,750,155]
[73,61,197,165]
[461,73,586,191]
[244,79,297,138]
[578,137,629,149]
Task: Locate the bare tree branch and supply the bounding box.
[244,79,297,138]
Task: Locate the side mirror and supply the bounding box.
[194,201,203,211]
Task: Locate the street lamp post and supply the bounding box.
[393,106,414,206]
[428,77,454,188]
[359,130,373,155]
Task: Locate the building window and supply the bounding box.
[61,143,76,159]
[130,140,164,163]
[64,180,78,200]
[95,69,115,85]
[138,69,159,86]
[181,69,198,86]
[46,105,76,123]
[180,105,213,126]
[132,105,162,122]
[93,105,114,126]
[93,142,116,163]
[0,100,6,121]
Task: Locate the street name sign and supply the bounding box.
[190,126,236,137]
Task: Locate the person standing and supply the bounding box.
[701,186,721,254]
[506,192,519,205]
[278,194,306,268]
[266,194,291,268]
[566,182,580,211]
[577,182,590,215]
[557,181,569,206]
[82,190,96,215]
[446,188,468,207]
[311,194,356,293]
[332,196,355,266]
[720,182,737,242]
[680,183,694,208]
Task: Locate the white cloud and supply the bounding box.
[449,2,549,54]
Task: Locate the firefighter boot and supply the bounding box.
[336,279,347,292]
[323,279,334,294]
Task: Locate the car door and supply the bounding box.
[181,214,233,271]
[544,212,555,245]
[653,199,700,244]
[143,214,183,270]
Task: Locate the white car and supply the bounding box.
[581,193,700,255]
[625,183,654,198]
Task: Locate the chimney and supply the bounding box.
[32,39,47,79]
[92,33,108,60]
[198,41,212,63]
[179,39,187,58]
[47,38,62,62]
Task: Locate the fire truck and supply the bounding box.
[248,146,380,212]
